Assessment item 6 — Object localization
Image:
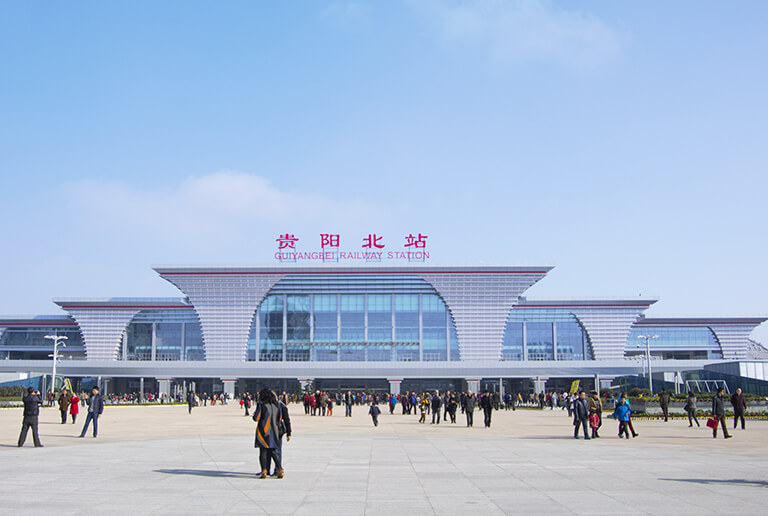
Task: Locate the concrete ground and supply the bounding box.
[1,403,767,515]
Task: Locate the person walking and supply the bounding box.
[613,394,631,439]
[731,388,747,430]
[616,392,639,437]
[18,387,44,448]
[480,390,494,428]
[430,391,442,425]
[57,389,71,424]
[344,391,353,417]
[572,391,590,440]
[465,391,476,427]
[711,387,732,439]
[447,393,458,424]
[588,391,603,438]
[270,390,292,477]
[69,392,80,424]
[243,393,251,417]
[658,388,671,423]
[187,390,196,414]
[369,401,381,427]
[79,387,104,438]
[685,391,699,427]
[253,389,285,479]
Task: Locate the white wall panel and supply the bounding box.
[419,272,548,361]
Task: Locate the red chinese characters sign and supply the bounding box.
[274,233,430,261]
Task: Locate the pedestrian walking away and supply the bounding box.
[659,388,671,423]
[79,386,104,438]
[18,387,44,448]
[369,402,381,427]
[270,392,292,477]
[253,389,286,479]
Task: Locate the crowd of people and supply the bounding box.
[17,381,757,481]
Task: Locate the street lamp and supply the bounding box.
[44,334,68,394]
[636,334,658,392]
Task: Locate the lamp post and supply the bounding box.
[636,334,658,392]
[44,334,68,394]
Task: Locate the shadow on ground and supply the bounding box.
[661,478,768,488]
[155,469,256,479]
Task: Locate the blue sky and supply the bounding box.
[1,1,767,342]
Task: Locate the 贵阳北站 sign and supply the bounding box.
[274,233,430,261]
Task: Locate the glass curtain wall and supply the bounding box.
[394,295,419,361]
[313,295,338,361]
[367,294,392,361]
[248,291,459,362]
[286,295,310,361]
[626,326,722,359]
[0,329,85,360]
[502,308,591,361]
[259,295,284,361]
[422,294,447,361]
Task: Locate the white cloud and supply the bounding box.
[410,0,622,69]
[61,171,386,254]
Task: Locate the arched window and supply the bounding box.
[502,308,591,361]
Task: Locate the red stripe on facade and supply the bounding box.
[635,321,760,326]
[159,270,550,276]
[516,304,653,308]
[60,306,193,310]
[0,323,78,327]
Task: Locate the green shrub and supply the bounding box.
[0,385,25,397]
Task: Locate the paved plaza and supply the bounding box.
[1,403,767,515]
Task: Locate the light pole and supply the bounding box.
[636,334,658,392]
[45,334,67,394]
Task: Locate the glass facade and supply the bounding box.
[0,328,85,360]
[246,289,459,362]
[123,310,205,361]
[626,326,722,359]
[502,308,591,361]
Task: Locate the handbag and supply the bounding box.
[706,417,718,429]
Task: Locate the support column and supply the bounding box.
[499,377,504,398]
[388,378,402,396]
[594,373,600,394]
[139,377,145,402]
[533,376,546,394]
[103,378,111,396]
[151,323,157,361]
[222,379,236,400]
[466,378,481,394]
[157,378,171,401]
